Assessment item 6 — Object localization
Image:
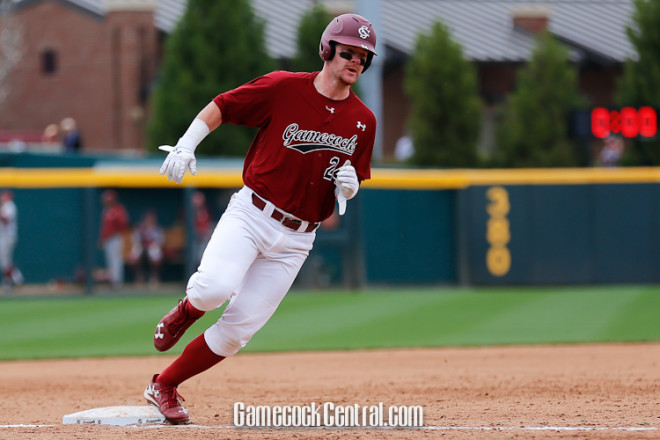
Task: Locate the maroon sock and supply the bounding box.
[184,297,206,318]
[157,334,225,387]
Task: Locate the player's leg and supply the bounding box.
[128,245,144,284]
[144,332,222,424]
[148,233,312,424]
[153,202,260,352]
[152,247,308,389]
[145,211,263,422]
[146,187,313,423]
[147,244,163,286]
[0,236,10,291]
[203,251,308,357]
[104,235,124,288]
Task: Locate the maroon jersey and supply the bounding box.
[213,71,375,223]
[100,204,129,242]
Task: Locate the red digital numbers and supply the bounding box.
[591,106,657,138]
[638,107,657,138]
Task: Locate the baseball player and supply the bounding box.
[128,210,165,287]
[0,189,21,291]
[144,13,377,424]
[99,190,129,289]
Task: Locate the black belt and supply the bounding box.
[251,193,319,233]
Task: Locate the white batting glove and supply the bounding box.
[335,160,359,216]
[159,145,197,184]
[158,118,210,184]
[335,161,359,200]
[335,188,347,215]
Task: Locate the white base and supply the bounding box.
[62,406,168,426]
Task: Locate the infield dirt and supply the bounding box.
[1,344,659,439]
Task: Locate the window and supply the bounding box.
[41,49,57,75]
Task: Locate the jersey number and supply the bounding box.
[323,157,341,182]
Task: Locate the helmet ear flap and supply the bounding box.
[327,41,336,61]
[319,40,336,62]
[362,52,374,72]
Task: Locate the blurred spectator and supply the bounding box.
[598,135,624,167]
[128,210,165,288]
[192,191,213,268]
[41,123,60,144]
[99,189,129,289]
[60,117,82,153]
[0,189,22,292]
[394,133,414,161]
[7,139,27,153]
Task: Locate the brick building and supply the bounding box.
[0,0,160,152]
[0,0,637,157]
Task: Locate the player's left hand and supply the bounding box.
[159,145,197,184]
[335,160,359,200]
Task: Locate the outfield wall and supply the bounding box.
[0,161,658,287]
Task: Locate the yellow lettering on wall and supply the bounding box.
[486,186,511,277]
[486,218,510,246]
[487,247,511,276]
[486,187,510,217]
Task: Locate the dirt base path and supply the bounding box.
[1,344,658,439]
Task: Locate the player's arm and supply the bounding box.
[196,101,223,131]
[159,102,223,184]
[334,160,359,216]
[335,114,375,215]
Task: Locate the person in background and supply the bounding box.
[41,123,60,144]
[597,134,624,167]
[128,210,165,288]
[191,191,213,268]
[0,189,22,292]
[99,189,129,289]
[60,117,82,153]
[394,133,414,162]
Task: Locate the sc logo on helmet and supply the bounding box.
[358,25,370,39]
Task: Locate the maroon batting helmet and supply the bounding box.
[319,13,377,72]
[102,189,118,203]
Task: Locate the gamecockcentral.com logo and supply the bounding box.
[233,401,424,428]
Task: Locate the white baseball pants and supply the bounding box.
[0,235,15,272]
[103,235,124,287]
[187,186,315,357]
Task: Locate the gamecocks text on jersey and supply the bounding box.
[282,123,357,155]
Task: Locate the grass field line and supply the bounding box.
[1,424,657,431]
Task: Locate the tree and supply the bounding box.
[290,3,331,73]
[494,32,584,168]
[147,0,276,156]
[616,0,660,165]
[404,21,481,167]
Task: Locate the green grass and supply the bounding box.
[0,285,659,360]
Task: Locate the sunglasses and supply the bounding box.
[338,51,367,66]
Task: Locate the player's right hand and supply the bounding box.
[159,145,197,184]
[335,160,358,200]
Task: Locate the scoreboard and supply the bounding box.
[590,106,657,139]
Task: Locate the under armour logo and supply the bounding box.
[357,121,366,131]
[154,323,164,339]
[358,25,370,39]
[326,106,335,114]
[146,383,159,398]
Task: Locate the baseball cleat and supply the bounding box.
[154,297,203,352]
[144,374,190,424]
